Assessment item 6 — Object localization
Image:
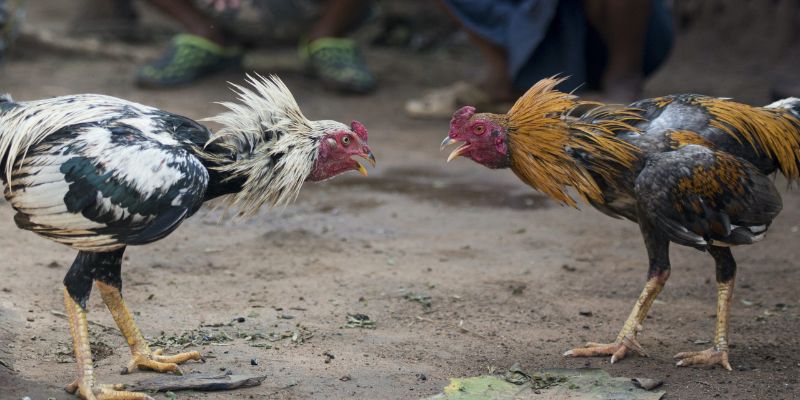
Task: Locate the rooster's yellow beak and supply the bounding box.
[441,136,469,162]
[354,150,376,176]
[356,162,368,176]
[440,136,457,151]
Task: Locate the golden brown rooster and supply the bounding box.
[0,74,375,399]
[442,77,799,370]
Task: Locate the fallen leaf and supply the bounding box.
[424,368,665,399]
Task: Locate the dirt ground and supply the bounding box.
[1,1,799,399]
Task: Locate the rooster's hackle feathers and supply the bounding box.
[203,74,328,213]
[505,77,641,206]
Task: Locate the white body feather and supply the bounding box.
[0,94,159,183]
[0,95,208,251]
[0,74,336,250]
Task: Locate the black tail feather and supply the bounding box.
[767,97,800,119]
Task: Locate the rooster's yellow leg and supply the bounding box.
[63,287,154,400]
[674,246,735,370]
[95,281,202,374]
[674,278,734,370]
[564,270,669,363]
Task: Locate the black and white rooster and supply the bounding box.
[0,75,375,400]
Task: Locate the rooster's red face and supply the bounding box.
[309,120,376,181]
[441,106,511,169]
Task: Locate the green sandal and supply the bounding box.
[136,34,242,88]
[301,37,376,94]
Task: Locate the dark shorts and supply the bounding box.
[443,0,674,92]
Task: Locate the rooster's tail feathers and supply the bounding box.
[0,93,14,111]
[765,97,800,117]
[698,96,800,180]
[764,97,800,180]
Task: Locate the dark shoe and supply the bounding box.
[136,34,242,88]
[301,37,376,94]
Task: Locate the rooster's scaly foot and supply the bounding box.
[564,332,647,364]
[66,378,153,400]
[124,348,202,374]
[674,348,732,371]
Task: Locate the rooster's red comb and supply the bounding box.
[451,106,476,131]
[351,120,368,141]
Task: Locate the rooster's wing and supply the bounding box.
[5,122,209,252]
[634,145,782,249]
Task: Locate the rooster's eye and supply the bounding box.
[474,125,486,135]
[342,135,351,146]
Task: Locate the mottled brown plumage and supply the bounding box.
[444,78,800,370]
[667,130,713,149]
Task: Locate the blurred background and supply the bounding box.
[0,1,799,399]
[2,0,799,104]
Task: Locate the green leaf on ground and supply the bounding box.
[425,368,665,400]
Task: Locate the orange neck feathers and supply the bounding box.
[505,78,641,207]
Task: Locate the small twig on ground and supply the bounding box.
[127,372,266,392]
[457,319,484,338]
[407,316,433,328]
[344,313,376,329]
[403,292,432,308]
[266,382,298,396]
[694,381,718,390]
